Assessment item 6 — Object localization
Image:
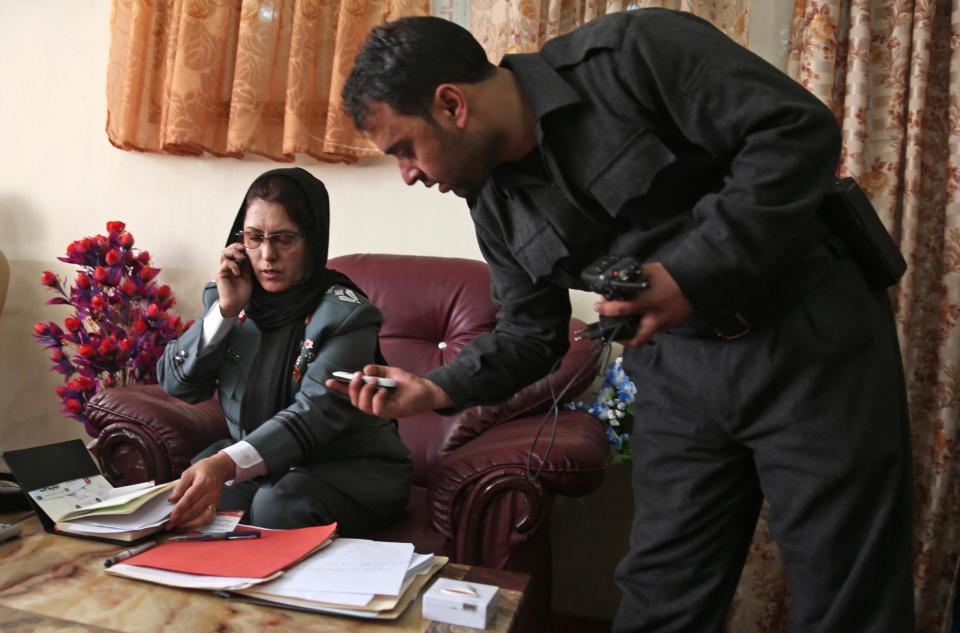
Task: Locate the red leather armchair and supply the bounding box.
[86,254,610,620]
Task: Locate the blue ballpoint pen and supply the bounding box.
[168,530,261,542]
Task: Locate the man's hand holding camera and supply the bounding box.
[592,261,692,347]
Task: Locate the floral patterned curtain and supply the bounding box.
[728,2,960,631]
[107,1,746,162]
[106,0,427,163]
[469,0,750,61]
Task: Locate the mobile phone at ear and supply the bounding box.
[331,371,397,388]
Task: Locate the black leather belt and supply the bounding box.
[707,311,754,340]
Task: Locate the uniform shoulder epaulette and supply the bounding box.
[325,284,367,305]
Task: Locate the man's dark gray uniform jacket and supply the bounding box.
[425,9,843,406]
[424,9,915,633]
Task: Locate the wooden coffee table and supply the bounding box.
[0,514,528,632]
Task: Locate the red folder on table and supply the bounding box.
[126,524,337,578]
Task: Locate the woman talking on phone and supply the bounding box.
[158,168,411,533]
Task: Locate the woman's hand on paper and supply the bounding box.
[217,242,253,318]
[166,452,235,530]
[324,365,453,419]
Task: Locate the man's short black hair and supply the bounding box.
[342,17,496,131]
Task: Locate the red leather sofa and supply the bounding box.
[85,253,611,623]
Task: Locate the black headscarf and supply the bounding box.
[227,167,366,434]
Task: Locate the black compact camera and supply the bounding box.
[577,255,650,341]
[582,255,650,299]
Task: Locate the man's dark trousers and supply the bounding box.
[613,254,915,632]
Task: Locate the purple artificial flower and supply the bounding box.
[34,221,188,434]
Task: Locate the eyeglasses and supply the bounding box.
[235,230,303,251]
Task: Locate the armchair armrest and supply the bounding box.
[85,384,229,486]
[441,319,603,453]
[428,411,609,569]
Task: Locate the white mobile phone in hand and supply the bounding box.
[331,371,397,388]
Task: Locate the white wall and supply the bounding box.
[0,1,794,456]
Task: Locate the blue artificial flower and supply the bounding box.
[605,426,623,450]
[566,357,637,458]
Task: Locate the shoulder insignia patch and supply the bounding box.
[333,287,361,304]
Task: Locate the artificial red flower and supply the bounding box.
[121,279,137,296]
[67,238,91,257]
[37,221,188,431]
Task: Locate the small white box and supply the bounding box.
[422,578,498,629]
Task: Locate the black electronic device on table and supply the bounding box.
[0,472,31,512]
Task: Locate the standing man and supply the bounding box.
[331,9,915,632]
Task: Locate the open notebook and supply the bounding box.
[4,439,177,543]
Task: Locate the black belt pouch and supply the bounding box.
[818,177,907,288]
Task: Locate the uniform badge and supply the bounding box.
[334,288,361,304]
[292,339,316,383]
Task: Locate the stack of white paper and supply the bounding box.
[107,535,445,620]
[234,539,445,619]
[106,564,279,591]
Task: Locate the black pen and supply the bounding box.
[168,530,261,542]
[103,540,158,567]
